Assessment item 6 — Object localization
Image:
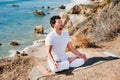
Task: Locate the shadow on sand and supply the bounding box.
[56,56,119,76]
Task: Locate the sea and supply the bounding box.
[0,0,72,58]
[0,0,93,58]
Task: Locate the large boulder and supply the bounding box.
[70,0,120,48]
[71,31,91,48]
[34,25,44,34]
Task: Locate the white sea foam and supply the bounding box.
[8,39,45,58]
[9,50,21,57]
[71,0,92,5]
[65,0,92,11]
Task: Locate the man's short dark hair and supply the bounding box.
[50,15,61,28]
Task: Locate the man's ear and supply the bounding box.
[52,24,54,28]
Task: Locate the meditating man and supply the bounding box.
[45,15,87,72]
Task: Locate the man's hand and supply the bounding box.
[53,62,59,69]
[76,53,87,61]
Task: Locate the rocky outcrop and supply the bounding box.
[34,25,44,34]
[70,0,120,48]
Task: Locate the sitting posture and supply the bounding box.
[45,15,87,72]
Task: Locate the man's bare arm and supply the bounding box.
[46,45,58,68]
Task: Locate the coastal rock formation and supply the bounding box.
[68,1,107,16]
[71,28,92,48]
[34,10,45,16]
[60,13,73,29]
[34,25,44,34]
[10,41,20,46]
[69,0,120,48]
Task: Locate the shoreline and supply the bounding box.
[0,0,71,58]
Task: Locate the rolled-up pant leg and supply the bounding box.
[47,59,69,72]
[69,58,85,68]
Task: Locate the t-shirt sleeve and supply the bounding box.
[45,35,53,46]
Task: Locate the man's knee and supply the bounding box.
[57,60,69,71]
[69,58,85,68]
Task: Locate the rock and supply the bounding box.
[34,10,45,16]
[16,51,21,54]
[47,6,50,9]
[9,50,21,57]
[0,43,2,46]
[59,5,66,9]
[59,13,73,29]
[21,51,28,56]
[34,25,44,34]
[12,4,19,7]
[42,6,44,8]
[10,41,20,46]
[71,30,91,48]
[68,5,81,14]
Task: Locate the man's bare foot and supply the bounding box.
[36,63,52,76]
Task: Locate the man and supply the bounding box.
[45,15,87,72]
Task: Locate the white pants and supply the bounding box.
[47,58,85,72]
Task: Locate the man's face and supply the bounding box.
[54,19,63,30]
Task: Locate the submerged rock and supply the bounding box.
[10,41,20,46]
[34,10,45,16]
[0,43,2,46]
[12,4,19,7]
[59,5,66,9]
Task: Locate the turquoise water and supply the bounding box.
[0,0,71,58]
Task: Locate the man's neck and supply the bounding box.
[54,28,62,35]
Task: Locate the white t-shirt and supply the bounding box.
[45,30,70,62]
